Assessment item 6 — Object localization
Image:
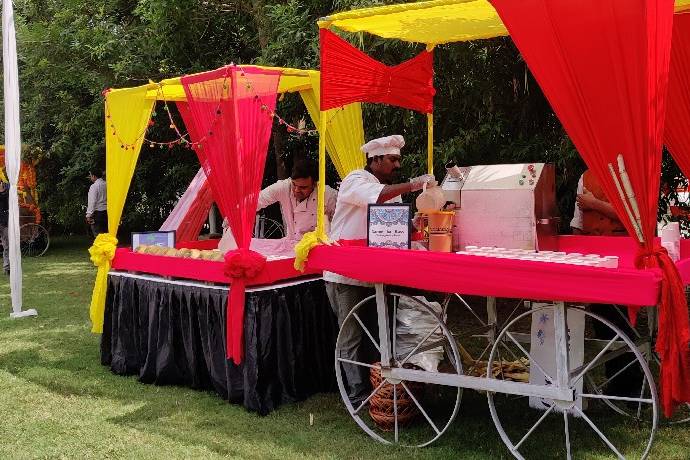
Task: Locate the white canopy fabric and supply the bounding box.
[3,0,36,318]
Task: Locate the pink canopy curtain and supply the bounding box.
[665,13,690,178]
[159,167,214,243]
[181,65,280,363]
[490,0,689,417]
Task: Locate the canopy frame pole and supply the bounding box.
[3,0,37,319]
[427,113,434,175]
[316,111,328,240]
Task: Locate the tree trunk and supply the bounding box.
[273,128,288,179]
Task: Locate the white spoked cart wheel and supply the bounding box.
[253,214,284,239]
[486,305,658,459]
[334,292,463,447]
[582,306,690,426]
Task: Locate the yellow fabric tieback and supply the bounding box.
[88,233,118,334]
[294,231,328,272]
[88,233,118,266]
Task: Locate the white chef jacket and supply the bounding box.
[86,177,107,217]
[257,178,337,241]
[324,169,401,287]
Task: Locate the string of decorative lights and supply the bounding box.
[104,63,347,152]
[104,68,231,151]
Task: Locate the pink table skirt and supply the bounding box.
[305,235,686,306]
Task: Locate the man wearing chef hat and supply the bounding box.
[324,134,435,406]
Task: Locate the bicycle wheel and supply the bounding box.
[20,223,50,257]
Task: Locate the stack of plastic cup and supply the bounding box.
[456,247,620,268]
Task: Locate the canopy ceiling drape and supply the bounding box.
[319,28,435,113]
[318,0,690,45]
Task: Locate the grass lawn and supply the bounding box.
[0,237,689,459]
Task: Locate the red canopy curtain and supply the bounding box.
[173,180,213,243]
[158,167,214,243]
[181,66,281,363]
[490,0,689,417]
[665,13,690,178]
[319,28,435,113]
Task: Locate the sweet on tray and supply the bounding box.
[134,244,225,261]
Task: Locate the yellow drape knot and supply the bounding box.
[294,231,328,272]
[88,233,118,267]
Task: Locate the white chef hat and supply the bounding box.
[361,135,405,159]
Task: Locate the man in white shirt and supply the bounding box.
[86,168,107,238]
[257,159,337,241]
[324,135,435,405]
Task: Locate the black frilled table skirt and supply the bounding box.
[100,272,338,415]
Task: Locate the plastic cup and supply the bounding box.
[602,256,619,268]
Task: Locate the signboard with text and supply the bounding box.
[367,204,411,250]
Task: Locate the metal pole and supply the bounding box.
[375,284,392,367]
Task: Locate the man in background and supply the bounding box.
[86,168,107,238]
[257,159,337,241]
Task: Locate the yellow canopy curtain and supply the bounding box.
[90,66,365,333]
[293,72,367,269]
[299,71,365,179]
[89,84,155,333]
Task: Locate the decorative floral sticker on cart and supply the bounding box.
[536,312,549,346]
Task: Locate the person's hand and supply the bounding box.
[410,174,436,192]
[86,216,95,225]
[576,189,600,211]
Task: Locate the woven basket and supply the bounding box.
[458,343,530,382]
[369,363,425,431]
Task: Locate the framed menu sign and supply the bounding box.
[367,204,411,249]
[131,230,176,251]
